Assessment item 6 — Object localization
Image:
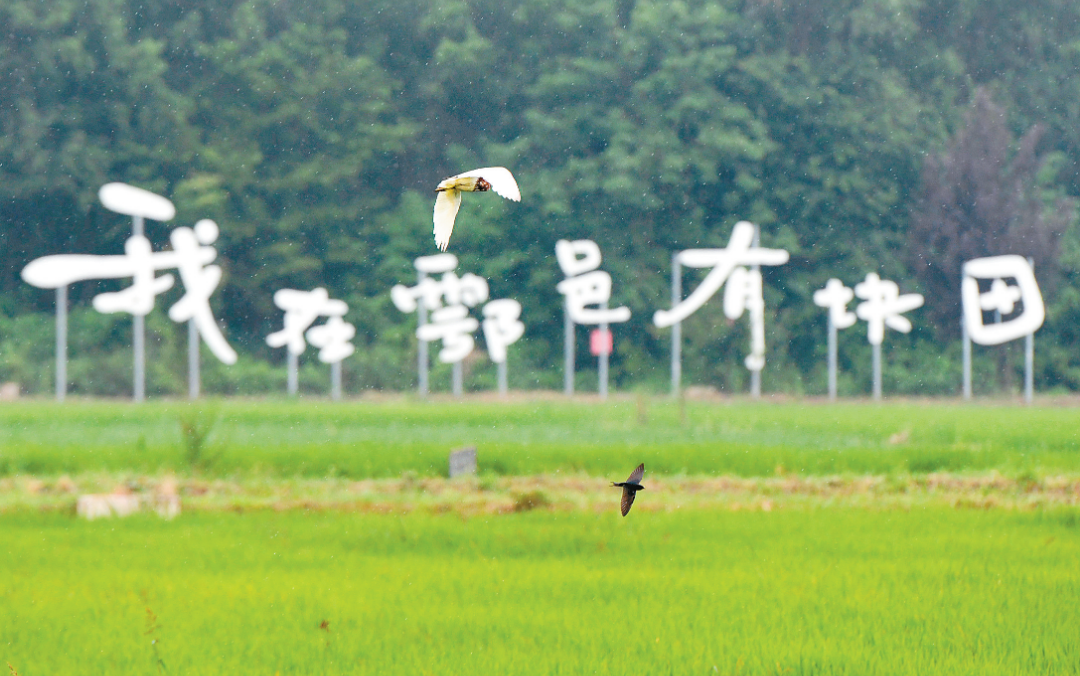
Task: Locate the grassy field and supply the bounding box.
[2,398,1079,674]
[2,507,1079,675]
[0,397,1078,479]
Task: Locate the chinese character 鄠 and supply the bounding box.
[391,254,490,363]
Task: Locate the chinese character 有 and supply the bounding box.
[654,221,789,371]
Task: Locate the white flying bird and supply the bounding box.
[433,167,520,251]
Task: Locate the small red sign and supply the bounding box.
[589,328,613,356]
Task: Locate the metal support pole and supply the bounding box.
[1025,331,1034,404]
[599,302,609,401]
[872,342,882,401]
[287,350,298,397]
[56,286,67,402]
[749,226,762,399]
[132,215,145,403]
[498,360,508,396]
[994,307,1003,396]
[418,270,429,397]
[188,319,199,400]
[133,314,145,402]
[962,315,972,400]
[1025,257,1035,405]
[331,361,342,401]
[452,361,463,397]
[749,358,762,398]
[564,301,574,396]
[827,315,837,401]
[671,254,682,398]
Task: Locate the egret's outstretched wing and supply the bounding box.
[433,189,462,252]
[454,167,521,201]
[625,463,645,485]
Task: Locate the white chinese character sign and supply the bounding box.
[266,288,355,399]
[555,240,631,325]
[392,254,489,364]
[813,279,857,333]
[12,181,1063,404]
[22,183,236,401]
[392,254,523,395]
[23,220,238,362]
[654,221,788,396]
[811,272,922,400]
[555,239,630,398]
[960,255,1043,401]
[854,273,924,347]
[961,256,1044,346]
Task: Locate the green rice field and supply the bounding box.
[0,397,1078,478]
[1,398,1079,674]
[3,508,1079,674]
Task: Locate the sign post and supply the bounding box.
[98,183,176,402]
[812,278,856,401]
[670,253,681,398]
[590,324,613,400]
[556,239,630,398]
[56,286,67,402]
[960,255,1044,402]
[564,300,574,396]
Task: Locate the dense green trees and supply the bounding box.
[1,0,1077,396]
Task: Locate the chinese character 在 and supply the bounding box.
[853,273,924,346]
[21,220,237,364]
[555,239,631,325]
[961,255,1045,346]
[653,221,789,372]
[306,315,357,364]
[265,288,354,363]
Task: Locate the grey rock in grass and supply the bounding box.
[449,446,477,478]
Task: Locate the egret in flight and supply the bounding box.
[433,167,520,251]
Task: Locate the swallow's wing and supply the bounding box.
[625,463,644,485]
[433,188,462,251]
[456,167,521,201]
[621,486,636,516]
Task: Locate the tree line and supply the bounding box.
[1,0,1078,396]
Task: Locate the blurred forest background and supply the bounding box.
[2,0,1079,397]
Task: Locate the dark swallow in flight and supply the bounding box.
[612,463,645,516]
